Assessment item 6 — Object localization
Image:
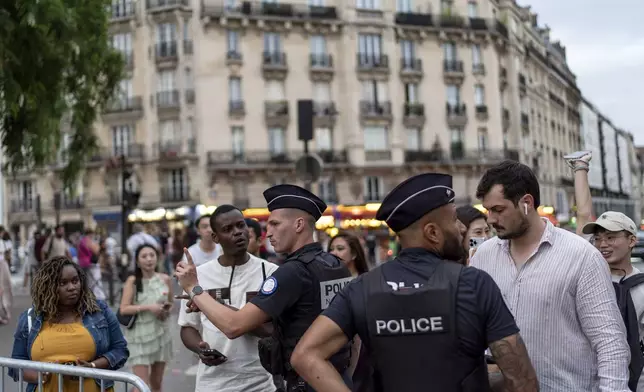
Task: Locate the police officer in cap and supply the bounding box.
[290,173,539,392]
[175,184,353,392]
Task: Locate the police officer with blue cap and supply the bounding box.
[289,173,539,392]
[175,184,352,392]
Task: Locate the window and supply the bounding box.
[160,120,180,144]
[229,77,242,101]
[111,33,132,54]
[363,127,388,150]
[467,1,478,17]
[309,0,324,5]
[111,0,134,16]
[186,117,195,140]
[157,71,176,92]
[166,168,187,199]
[478,127,488,151]
[406,128,420,151]
[265,81,285,100]
[440,0,452,14]
[361,81,387,102]
[472,44,482,66]
[112,124,133,156]
[404,83,419,103]
[443,42,456,60]
[474,85,485,106]
[118,79,133,99]
[310,35,327,55]
[451,128,464,156]
[446,85,460,105]
[315,128,332,151]
[268,128,286,154]
[364,176,383,202]
[14,181,34,203]
[231,126,244,155]
[357,0,379,10]
[227,30,239,53]
[358,34,382,62]
[183,21,190,41]
[396,0,411,12]
[264,33,281,53]
[400,40,415,61]
[156,23,176,43]
[318,178,337,202]
[185,68,194,90]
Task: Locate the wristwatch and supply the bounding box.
[190,285,204,299]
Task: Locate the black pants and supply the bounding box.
[285,370,353,392]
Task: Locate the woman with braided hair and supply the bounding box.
[8,256,129,392]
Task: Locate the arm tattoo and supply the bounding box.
[489,333,539,392]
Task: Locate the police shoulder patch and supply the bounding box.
[260,276,278,295]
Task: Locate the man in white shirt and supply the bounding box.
[582,212,644,391]
[178,205,278,392]
[183,215,221,267]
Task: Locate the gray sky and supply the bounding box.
[526,0,644,145]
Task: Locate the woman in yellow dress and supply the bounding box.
[10,256,129,392]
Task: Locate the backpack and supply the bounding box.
[614,273,644,391]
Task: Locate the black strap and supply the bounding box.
[228,264,236,292]
[262,262,266,281]
[621,273,644,291]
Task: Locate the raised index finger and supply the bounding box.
[183,247,195,265]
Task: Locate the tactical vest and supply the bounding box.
[363,261,489,392]
[277,248,353,374]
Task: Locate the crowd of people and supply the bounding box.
[4,150,644,392]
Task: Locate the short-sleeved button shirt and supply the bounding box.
[322,248,519,357]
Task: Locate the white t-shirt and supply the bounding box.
[183,242,221,267]
[613,267,644,391]
[178,254,278,392]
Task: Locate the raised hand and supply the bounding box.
[176,248,199,291]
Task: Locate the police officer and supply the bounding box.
[175,184,353,391]
[290,173,540,392]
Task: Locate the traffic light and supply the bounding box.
[123,190,141,209]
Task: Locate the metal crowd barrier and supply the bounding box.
[0,357,150,392]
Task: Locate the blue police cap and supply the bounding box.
[375,173,455,232]
[263,184,327,221]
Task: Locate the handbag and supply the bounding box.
[116,284,138,329]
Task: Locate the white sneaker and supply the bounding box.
[563,150,591,170]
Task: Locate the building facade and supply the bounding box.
[496,0,582,221]
[580,99,640,223]
[7,0,520,240]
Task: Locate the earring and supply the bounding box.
[524,203,528,215]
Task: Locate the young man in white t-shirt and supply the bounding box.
[178,205,278,392]
[183,215,222,267]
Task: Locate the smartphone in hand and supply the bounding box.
[201,348,227,361]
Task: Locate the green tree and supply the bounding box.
[0,0,124,189]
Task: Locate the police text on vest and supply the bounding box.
[375,317,444,335]
[320,277,353,309]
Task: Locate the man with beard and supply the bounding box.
[291,173,537,392]
[471,160,630,392]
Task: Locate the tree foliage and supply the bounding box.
[0,0,124,190]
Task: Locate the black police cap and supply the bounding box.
[263,184,327,221]
[375,173,455,232]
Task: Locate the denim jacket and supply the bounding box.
[9,300,129,392]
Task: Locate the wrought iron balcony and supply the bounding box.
[207,150,297,166]
[394,12,434,26]
[146,0,190,10]
[201,1,338,21]
[104,96,143,113]
[160,186,192,203]
[9,199,36,213]
[156,90,180,109]
[155,41,178,60]
[359,101,392,120]
[357,54,389,71]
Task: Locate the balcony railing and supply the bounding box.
[357,54,389,69]
[160,186,191,202]
[201,1,338,20]
[263,51,287,67]
[229,100,245,115]
[146,0,189,10]
[227,51,243,62]
[10,199,36,213]
[446,103,467,116]
[444,60,464,73]
[110,143,145,159]
[401,58,422,72]
[156,139,197,158]
[469,17,488,30]
[157,90,180,108]
[359,101,392,117]
[404,103,425,116]
[310,53,333,68]
[265,100,289,116]
[155,41,178,59]
[59,197,85,210]
[394,11,434,26]
[104,96,143,113]
[207,150,298,165]
[313,102,337,116]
